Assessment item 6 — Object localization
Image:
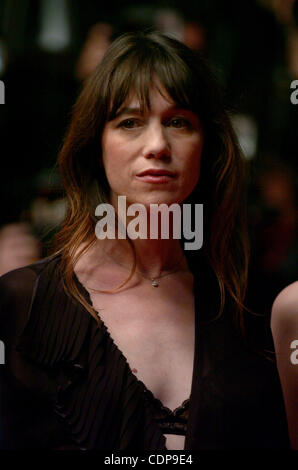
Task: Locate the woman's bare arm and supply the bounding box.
[271,281,298,449]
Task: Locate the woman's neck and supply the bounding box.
[100,196,187,278]
[103,237,186,279]
[128,237,185,277]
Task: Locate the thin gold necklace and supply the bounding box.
[114,252,186,288]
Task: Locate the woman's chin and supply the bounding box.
[127,194,184,208]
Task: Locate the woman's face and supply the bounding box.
[101,84,204,208]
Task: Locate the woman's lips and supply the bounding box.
[136,174,175,183]
[136,169,177,184]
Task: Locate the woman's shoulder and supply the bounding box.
[0,255,61,301]
[0,255,62,339]
[271,281,298,327]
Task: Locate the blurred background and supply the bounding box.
[0,0,297,316]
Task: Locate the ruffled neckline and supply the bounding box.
[74,272,191,417]
[16,257,168,449]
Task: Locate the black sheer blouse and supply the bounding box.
[0,255,289,450]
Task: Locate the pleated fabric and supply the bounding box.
[15,256,167,450]
[0,254,290,450]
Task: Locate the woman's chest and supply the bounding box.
[90,285,196,413]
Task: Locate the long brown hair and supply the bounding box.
[54,31,249,332]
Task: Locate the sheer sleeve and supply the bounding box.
[0,266,38,344]
[0,263,71,449]
[0,259,165,450]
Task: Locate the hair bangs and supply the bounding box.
[151,51,194,110]
[107,52,154,120]
[107,42,195,120]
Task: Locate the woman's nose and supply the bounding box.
[142,123,170,159]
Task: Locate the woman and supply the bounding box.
[0,31,290,450]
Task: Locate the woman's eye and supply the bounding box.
[169,118,191,128]
[118,119,140,129]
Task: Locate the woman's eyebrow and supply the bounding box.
[114,107,142,118]
[113,105,192,120]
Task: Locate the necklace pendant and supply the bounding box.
[151,279,159,287]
